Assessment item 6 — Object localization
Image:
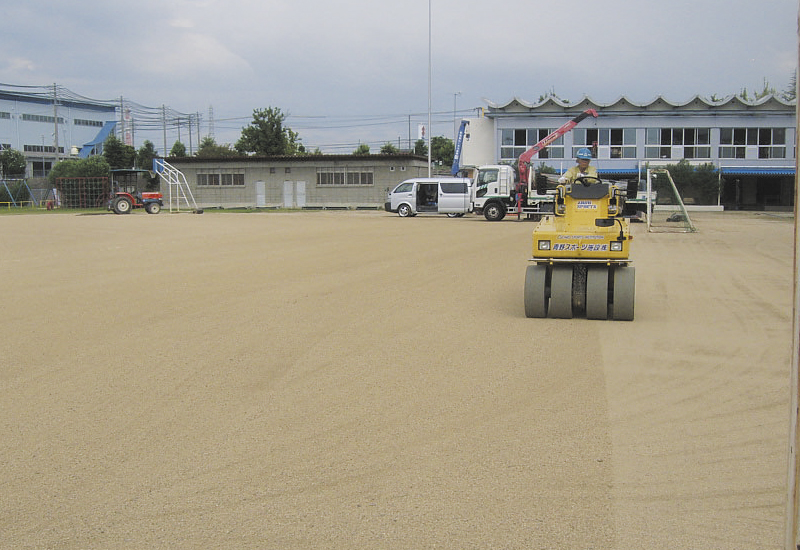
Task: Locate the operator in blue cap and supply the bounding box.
[559,147,597,184]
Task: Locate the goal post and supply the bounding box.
[645,168,697,233]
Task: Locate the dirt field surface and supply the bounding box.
[0,209,794,549]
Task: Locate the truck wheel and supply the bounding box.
[483,202,506,221]
[145,202,161,214]
[113,196,132,214]
[397,203,412,217]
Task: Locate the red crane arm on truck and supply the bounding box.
[517,108,598,185]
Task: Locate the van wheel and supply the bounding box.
[398,204,412,217]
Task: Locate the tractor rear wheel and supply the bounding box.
[112,196,132,214]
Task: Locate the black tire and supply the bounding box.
[483,202,506,221]
[548,265,573,318]
[612,266,635,321]
[145,202,161,214]
[112,196,132,214]
[586,265,610,320]
[524,264,548,318]
[397,203,413,217]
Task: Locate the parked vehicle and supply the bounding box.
[385,177,471,217]
[108,191,163,214]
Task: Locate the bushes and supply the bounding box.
[663,160,719,205]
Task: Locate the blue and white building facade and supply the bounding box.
[459,95,796,210]
[0,90,116,178]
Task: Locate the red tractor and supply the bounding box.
[107,168,164,214]
[109,191,163,214]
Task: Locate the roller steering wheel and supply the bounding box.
[576,175,602,188]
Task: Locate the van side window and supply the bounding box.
[440,181,467,194]
[394,182,413,193]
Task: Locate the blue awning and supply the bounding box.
[79,121,117,158]
[597,168,639,175]
[720,167,795,176]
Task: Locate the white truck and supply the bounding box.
[460,164,552,221]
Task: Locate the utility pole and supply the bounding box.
[427,0,432,177]
[453,91,461,142]
[52,83,59,162]
[785,3,800,549]
[162,105,167,157]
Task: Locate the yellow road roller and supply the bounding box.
[525,176,636,320]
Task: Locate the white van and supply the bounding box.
[384,177,472,217]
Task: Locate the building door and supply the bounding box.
[283,181,307,208]
[283,181,293,208]
[255,181,266,207]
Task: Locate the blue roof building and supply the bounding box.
[0,90,117,178]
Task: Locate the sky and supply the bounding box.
[1,0,797,154]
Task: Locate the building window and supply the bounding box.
[645,128,710,159]
[220,173,245,186]
[32,161,53,177]
[74,119,104,127]
[500,128,564,160]
[198,171,244,186]
[682,128,711,159]
[22,114,65,124]
[571,128,598,158]
[719,127,786,159]
[285,167,291,174]
[317,167,374,186]
[0,112,10,120]
[24,144,64,154]
[573,128,636,159]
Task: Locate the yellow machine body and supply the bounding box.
[532,181,632,262]
[524,177,636,321]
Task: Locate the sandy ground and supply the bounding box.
[0,209,794,549]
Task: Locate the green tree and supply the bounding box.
[136,140,158,170]
[48,155,110,183]
[413,138,427,156]
[353,143,370,155]
[170,141,186,157]
[196,137,240,158]
[663,159,719,205]
[430,136,454,166]
[0,148,27,177]
[537,161,557,174]
[380,142,399,154]
[47,155,111,207]
[103,135,136,169]
[235,107,302,155]
[783,70,797,102]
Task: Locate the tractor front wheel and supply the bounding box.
[145,202,161,214]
